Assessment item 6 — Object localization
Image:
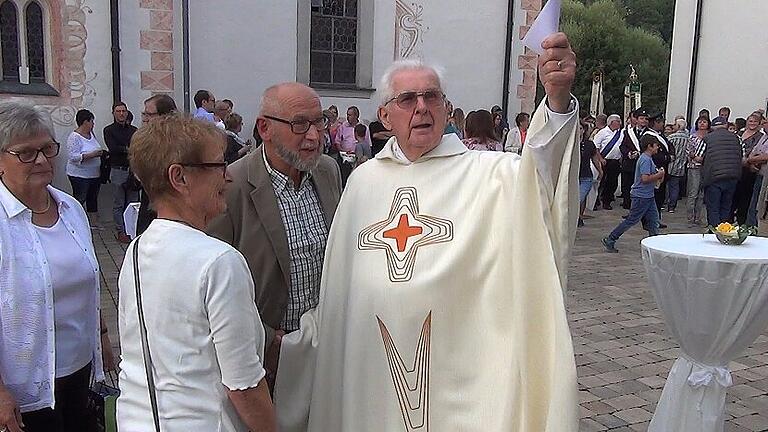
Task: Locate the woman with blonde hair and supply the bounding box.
[118,115,275,431]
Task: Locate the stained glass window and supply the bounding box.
[0,1,19,82]
[310,0,357,86]
[25,2,44,83]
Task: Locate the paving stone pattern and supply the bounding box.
[93,202,768,431]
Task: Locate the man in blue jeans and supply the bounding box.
[603,135,665,252]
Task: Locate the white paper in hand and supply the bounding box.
[522,0,562,55]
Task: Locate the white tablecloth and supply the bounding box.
[641,234,768,432]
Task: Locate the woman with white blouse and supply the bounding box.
[117,115,275,431]
[66,109,103,228]
[0,102,114,432]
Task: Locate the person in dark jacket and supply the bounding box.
[103,102,137,243]
[223,113,252,164]
[699,116,744,226]
[619,108,649,209]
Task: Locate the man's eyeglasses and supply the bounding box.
[385,90,445,109]
[263,115,328,134]
[5,142,60,163]
[142,111,159,118]
[177,161,228,176]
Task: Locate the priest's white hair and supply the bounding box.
[377,59,446,106]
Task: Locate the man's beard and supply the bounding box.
[275,139,322,172]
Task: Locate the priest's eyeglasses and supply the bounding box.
[5,142,60,163]
[263,115,328,134]
[385,90,446,109]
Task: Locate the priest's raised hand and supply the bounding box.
[538,32,577,114]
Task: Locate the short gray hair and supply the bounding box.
[377,59,446,106]
[0,102,55,151]
[675,118,688,130]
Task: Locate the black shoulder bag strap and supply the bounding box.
[132,236,162,432]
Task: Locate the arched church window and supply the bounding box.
[25,1,45,83]
[0,0,56,95]
[0,0,20,82]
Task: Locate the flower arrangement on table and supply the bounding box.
[708,222,757,245]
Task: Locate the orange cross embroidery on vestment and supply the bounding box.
[383,214,423,252]
[358,187,454,282]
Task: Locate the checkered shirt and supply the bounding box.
[667,131,690,176]
[263,150,328,332]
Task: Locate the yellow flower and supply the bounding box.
[716,222,738,236]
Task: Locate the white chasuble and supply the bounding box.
[275,99,581,432]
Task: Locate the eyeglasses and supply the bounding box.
[177,161,228,176]
[385,90,445,109]
[141,111,159,118]
[264,115,328,134]
[5,142,60,163]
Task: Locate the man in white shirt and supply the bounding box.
[594,114,623,209]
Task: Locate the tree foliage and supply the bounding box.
[575,0,675,44]
[543,0,671,116]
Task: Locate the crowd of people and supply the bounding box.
[576,105,768,252]
[0,28,762,431]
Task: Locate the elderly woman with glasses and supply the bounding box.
[117,115,275,431]
[0,102,113,432]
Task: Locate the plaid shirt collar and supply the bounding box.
[261,146,313,193]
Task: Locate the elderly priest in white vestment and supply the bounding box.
[274,33,581,432]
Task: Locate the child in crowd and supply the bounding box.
[354,123,372,168]
[602,135,666,252]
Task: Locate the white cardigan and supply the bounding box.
[0,180,104,412]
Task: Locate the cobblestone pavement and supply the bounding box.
[93,199,768,431]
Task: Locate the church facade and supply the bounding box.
[0,0,542,189]
[666,0,767,121]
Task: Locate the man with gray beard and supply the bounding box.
[207,82,342,390]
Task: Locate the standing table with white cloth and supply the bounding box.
[641,234,768,432]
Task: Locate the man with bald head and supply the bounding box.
[276,33,581,432]
[207,82,342,388]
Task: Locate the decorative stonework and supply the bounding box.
[149,9,172,31]
[394,0,426,60]
[139,0,172,10]
[139,0,174,92]
[140,30,172,51]
[516,0,542,114]
[521,0,542,10]
[140,70,173,91]
[150,52,173,71]
[44,0,95,126]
